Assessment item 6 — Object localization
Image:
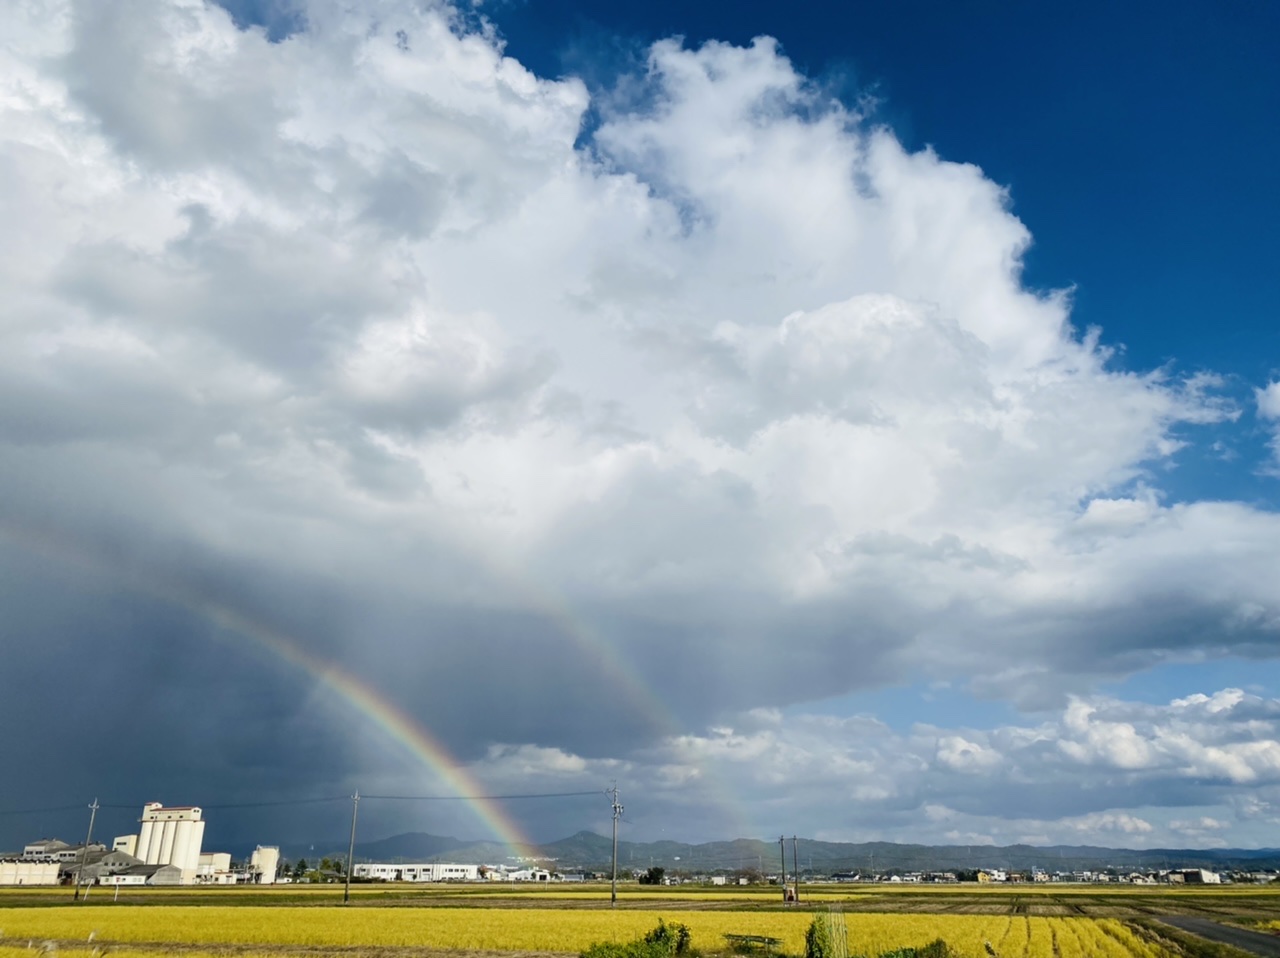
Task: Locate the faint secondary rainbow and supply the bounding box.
[0,519,538,851]
[463,548,756,841]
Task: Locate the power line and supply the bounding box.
[194,797,351,809]
[361,790,603,801]
[7,790,599,816]
[95,797,350,810]
[0,804,87,817]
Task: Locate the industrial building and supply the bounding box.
[22,840,107,863]
[196,851,235,884]
[99,864,184,886]
[7,800,275,888]
[22,839,69,858]
[65,849,144,885]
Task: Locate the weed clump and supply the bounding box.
[870,941,955,958]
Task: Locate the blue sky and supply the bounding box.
[2,0,1279,853]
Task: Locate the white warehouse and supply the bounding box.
[354,862,480,882]
[0,858,60,885]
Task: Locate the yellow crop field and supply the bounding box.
[0,907,1172,957]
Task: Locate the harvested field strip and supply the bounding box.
[0,909,1173,957]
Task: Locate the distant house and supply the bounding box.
[509,868,551,882]
[1172,868,1221,884]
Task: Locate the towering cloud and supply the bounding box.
[1,0,1276,845]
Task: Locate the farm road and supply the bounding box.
[1160,917,1280,957]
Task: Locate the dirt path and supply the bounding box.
[1160,917,1280,957]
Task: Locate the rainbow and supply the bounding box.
[195,598,538,850]
[0,519,539,849]
[2,517,752,843]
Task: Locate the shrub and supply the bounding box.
[645,919,692,956]
[581,920,694,958]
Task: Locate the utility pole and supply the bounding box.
[779,836,787,903]
[792,836,800,904]
[73,798,99,901]
[609,783,623,908]
[343,790,359,904]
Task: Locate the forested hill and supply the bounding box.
[281,831,1280,873]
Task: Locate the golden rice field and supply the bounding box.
[0,906,1178,957]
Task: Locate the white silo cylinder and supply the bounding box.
[137,821,155,864]
[171,821,191,873]
[188,820,205,873]
[159,820,176,865]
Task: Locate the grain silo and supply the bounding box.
[135,802,205,882]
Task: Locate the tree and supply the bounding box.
[293,858,307,879]
[639,866,665,885]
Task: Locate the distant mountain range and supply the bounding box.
[275,830,1280,874]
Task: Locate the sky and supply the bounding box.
[2,0,1280,855]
